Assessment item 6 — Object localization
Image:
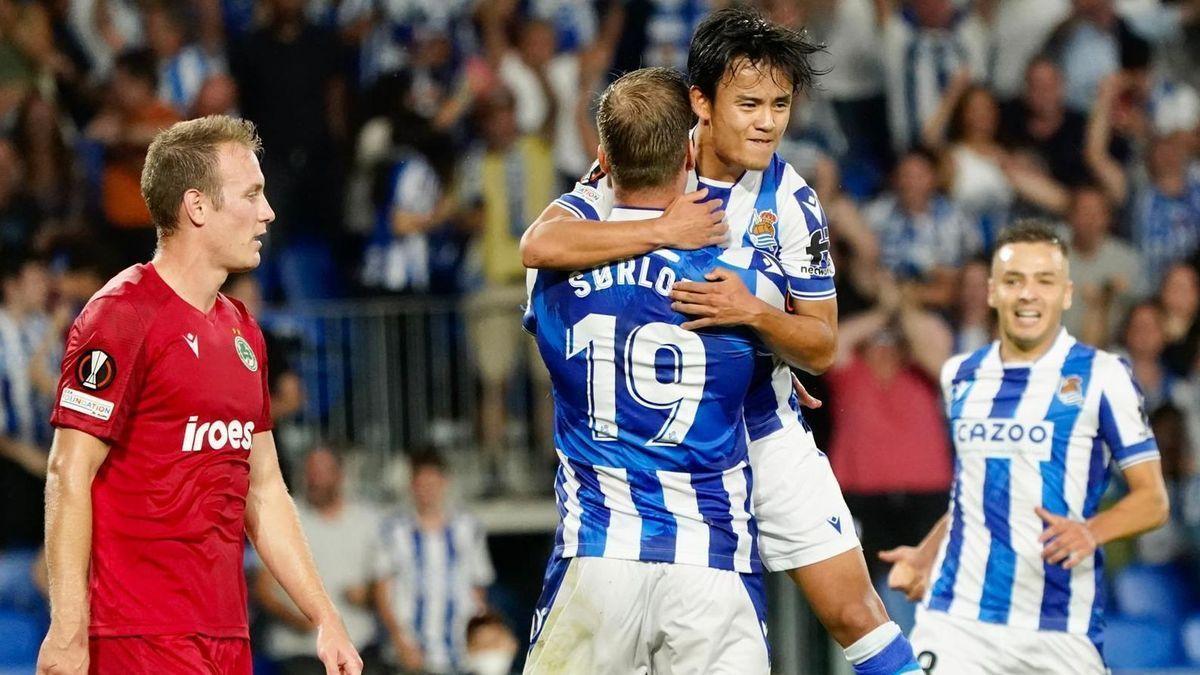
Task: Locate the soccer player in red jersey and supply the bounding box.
[35,116,363,675]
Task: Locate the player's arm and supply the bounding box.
[519,192,727,271]
[372,578,423,671]
[1037,461,1169,569]
[37,428,110,675]
[244,431,363,675]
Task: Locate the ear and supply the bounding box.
[685,142,695,172]
[597,146,610,176]
[182,188,207,226]
[690,86,712,125]
[986,277,997,309]
[1062,279,1074,311]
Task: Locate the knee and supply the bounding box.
[826,594,889,647]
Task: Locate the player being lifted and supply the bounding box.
[881,222,1169,673]
[522,6,920,673]
[36,117,362,675]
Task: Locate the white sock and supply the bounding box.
[844,621,903,665]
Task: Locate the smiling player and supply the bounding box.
[37,116,361,675]
[880,222,1169,673]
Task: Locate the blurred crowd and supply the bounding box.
[1,0,1200,671]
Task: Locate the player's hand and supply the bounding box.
[1036,507,1098,570]
[671,268,763,330]
[315,619,364,675]
[36,623,88,674]
[791,373,823,409]
[655,188,727,250]
[878,546,934,602]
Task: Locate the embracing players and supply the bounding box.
[522,6,919,673]
[36,116,362,674]
[524,66,788,673]
[881,222,1169,673]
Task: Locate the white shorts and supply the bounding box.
[524,556,769,675]
[749,422,860,571]
[910,607,1107,675]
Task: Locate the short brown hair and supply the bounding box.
[140,115,262,237]
[596,67,693,192]
[992,219,1068,261]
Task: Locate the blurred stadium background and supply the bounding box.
[1,0,1200,672]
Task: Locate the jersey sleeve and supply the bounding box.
[776,178,836,302]
[552,160,614,221]
[1097,354,1159,469]
[50,295,149,444]
[250,322,273,433]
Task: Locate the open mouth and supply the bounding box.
[1014,309,1041,327]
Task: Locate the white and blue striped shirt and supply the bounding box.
[158,45,223,116]
[526,208,795,574]
[927,330,1159,649]
[554,151,835,443]
[378,511,494,674]
[0,310,56,446]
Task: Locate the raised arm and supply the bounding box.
[36,428,110,675]
[244,432,363,675]
[520,190,727,270]
[1084,74,1129,205]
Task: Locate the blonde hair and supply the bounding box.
[140,115,262,237]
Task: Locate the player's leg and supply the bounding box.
[649,566,769,675]
[523,557,651,675]
[749,424,919,672]
[909,609,999,675]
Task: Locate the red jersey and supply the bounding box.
[51,263,272,638]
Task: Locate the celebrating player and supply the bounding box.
[524,66,787,674]
[521,6,920,673]
[880,222,1169,673]
[36,116,362,675]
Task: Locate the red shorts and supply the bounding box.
[89,634,252,674]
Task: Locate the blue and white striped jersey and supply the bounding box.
[927,330,1159,648]
[525,207,791,574]
[0,310,56,446]
[377,511,494,674]
[554,150,833,441]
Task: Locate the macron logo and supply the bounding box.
[184,333,199,357]
[827,516,842,533]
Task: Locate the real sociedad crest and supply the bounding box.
[749,209,779,251]
[1057,375,1084,406]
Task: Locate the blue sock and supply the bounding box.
[849,629,922,675]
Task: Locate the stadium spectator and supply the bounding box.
[377,451,495,674]
[144,1,225,117]
[1160,262,1200,377]
[864,148,981,308]
[0,138,43,254]
[826,278,954,580]
[951,256,993,354]
[1129,133,1200,286]
[1062,185,1148,348]
[1120,302,1200,466]
[876,0,989,153]
[998,57,1089,206]
[984,0,1071,99]
[13,95,79,229]
[1136,404,1194,565]
[0,253,55,549]
[85,48,180,261]
[254,447,387,674]
[464,612,517,675]
[460,90,555,489]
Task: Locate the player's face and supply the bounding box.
[206,143,274,273]
[411,466,447,513]
[989,242,1073,356]
[693,59,792,172]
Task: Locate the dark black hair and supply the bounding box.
[687,5,823,101]
[410,449,447,474]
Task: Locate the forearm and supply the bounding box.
[522,214,661,270]
[917,514,951,562]
[749,302,837,374]
[1087,484,1170,545]
[246,482,338,626]
[43,457,94,633]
